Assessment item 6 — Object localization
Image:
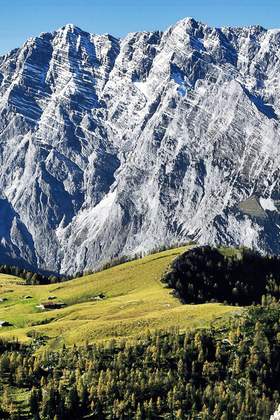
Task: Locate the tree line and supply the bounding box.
[0,264,66,285]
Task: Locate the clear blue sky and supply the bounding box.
[1,0,280,55]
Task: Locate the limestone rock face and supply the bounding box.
[0,19,279,274]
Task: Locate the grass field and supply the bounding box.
[0,246,238,349]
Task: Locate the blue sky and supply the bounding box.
[1,0,280,55]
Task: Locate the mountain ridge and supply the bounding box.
[0,17,279,274]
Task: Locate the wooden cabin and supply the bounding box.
[37,302,66,310]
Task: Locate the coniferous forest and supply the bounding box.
[163,246,280,305]
[0,305,280,418]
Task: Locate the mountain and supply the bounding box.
[0,18,279,274]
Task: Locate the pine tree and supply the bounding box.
[29,387,40,418]
[135,403,142,420]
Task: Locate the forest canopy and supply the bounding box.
[162,246,280,306]
[0,304,279,418]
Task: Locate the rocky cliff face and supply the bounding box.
[0,18,279,274]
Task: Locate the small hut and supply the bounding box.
[0,320,12,327]
[37,302,66,310]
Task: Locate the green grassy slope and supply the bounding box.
[0,246,237,349]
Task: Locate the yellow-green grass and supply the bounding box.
[218,246,243,259]
[0,273,25,285]
[0,246,238,349]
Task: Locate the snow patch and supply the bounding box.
[259,197,278,212]
[134,81,149,98]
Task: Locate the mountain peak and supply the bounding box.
[59,23,84,35]
[177,17,199,25]
[172,16,203,30]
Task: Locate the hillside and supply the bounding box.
[0,246,235,348]
[0,286,279,418]
[0,246,279,419]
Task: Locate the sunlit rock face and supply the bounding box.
[0,18,279,274]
